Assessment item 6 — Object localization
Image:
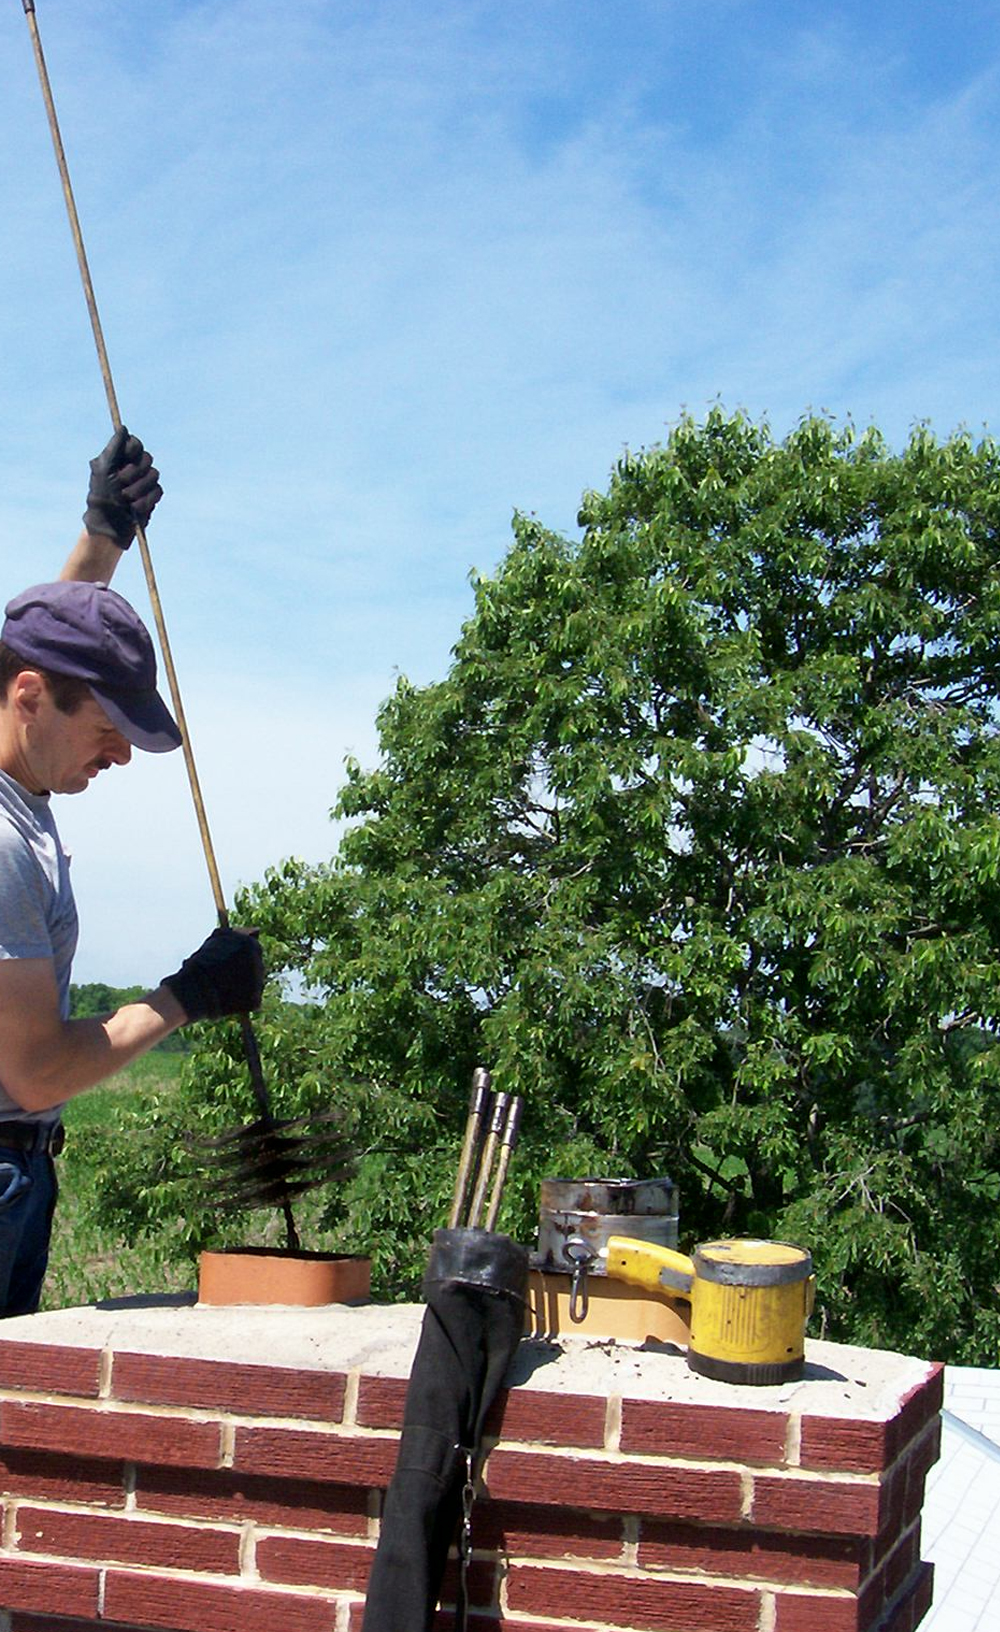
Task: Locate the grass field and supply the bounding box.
[41,1052,196,1311]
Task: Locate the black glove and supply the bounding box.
[161,927,265,1023]
[83,426,163,548]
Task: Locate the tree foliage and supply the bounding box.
[96,410,1000,1362]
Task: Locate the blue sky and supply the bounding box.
[1,0,998,984]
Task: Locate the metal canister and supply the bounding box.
[535,1177,679,1322]
[686,1239,815,1386]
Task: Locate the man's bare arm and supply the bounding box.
[59,532,125,585]
[0,931,264,1112]
[0,958,185,1112]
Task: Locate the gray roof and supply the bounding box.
[921,1366,1000,1629]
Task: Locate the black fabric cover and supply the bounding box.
[361,1227,529,1632]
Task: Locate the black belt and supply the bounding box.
[0,1121,65,1156]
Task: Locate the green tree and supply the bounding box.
[69,982,143,1018]
[94,410,1000,1362]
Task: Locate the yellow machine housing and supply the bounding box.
[605,1236,815,1386]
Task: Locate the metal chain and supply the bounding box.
[456,1446,476,1632]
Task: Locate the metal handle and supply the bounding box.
[605,1235,695,1296]
[564,1236,594,1324]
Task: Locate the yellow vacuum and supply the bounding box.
[606,1235,815,1385]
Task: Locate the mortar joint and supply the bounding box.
[219,1420,236,1469]
[239,1520,258,1580]
[604,1392,623,1454]
[784,1410,802,1467]
[342,1369,360,1428]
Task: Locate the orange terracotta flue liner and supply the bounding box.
[198,1248,371,1308]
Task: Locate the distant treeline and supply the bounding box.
[68,984,190,1053]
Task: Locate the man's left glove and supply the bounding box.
[83,426,163,548]
[161,927,265,1024]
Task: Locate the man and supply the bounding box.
[0,428,264,1316]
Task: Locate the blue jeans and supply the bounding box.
[0,1145,58,1317]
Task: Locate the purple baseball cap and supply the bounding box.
[2,581,182,754]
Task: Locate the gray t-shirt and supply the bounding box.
[0,768,78,1122]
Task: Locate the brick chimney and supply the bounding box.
[0,1302,939,1631]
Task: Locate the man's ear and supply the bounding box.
[10,670,47,722]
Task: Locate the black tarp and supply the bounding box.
[362,1226,529,1632]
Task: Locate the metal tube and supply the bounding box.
[483,1095,523,1231]
[466,1091,510,1229]
[448,1068,491,1229]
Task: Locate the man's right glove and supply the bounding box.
[161,927,265,1024]
[84,426,163,548]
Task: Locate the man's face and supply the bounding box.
[28,688,132,795]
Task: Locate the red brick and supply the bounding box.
[477,1498,624,1560]
[621,1399,787,1464]
[355,1375,408,1430]
[486,1387,607,1448]
[485,1447,743,1522]
[234,1424,398,1485]
[14,1503,240,1573]
[0,1556,99,1617]
[432,1617,617,1632]
[638,1517,866,1589]
[11,1621,150,1632]
[873,1500,917,1565]
[135,1463,369,1534]
[257,1533,373,1592]
[773,1588,863,1632]
[111,1352,347,1420]
[507,1562,760,1630]
[882,1561,933,1632]
[0,1445,125,1506]
[11,1619,151,1632]
[884,1367,944,1464]
[799,1365,943,1475]
[798,1416,891,1475]
[880,1528,921,1606]
[0,1341,102,1398]
[356,1380,607,1449]
[850,1551,934,1632]
[0,1400,222,1469]
[430,1617,581,1632]
[104,1571,341,1632]
[437,1555,500,1609]
[423,1614,535,1632]
[857,1564,884,1627]
[902,1420,941,1524]
[877,1461,907,1541]
[751,1472,882,1536]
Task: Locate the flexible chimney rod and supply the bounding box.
[20,2,283,1219]
[21,1,225,919]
